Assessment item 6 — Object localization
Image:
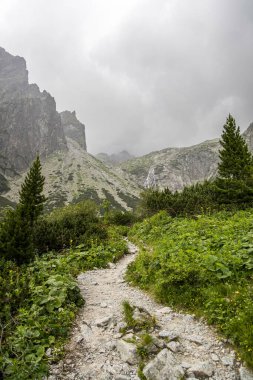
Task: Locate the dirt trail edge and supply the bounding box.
[49,241,252,380]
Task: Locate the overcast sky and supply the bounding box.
[0,0,253,155]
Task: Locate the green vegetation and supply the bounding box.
[126,210,253,367]
[34,200,106,253]
[140,181,217,217]
[0,157,128,379]
[215,114,253,206]
[140,115,253,217]
[0,156,46,264]
[0,227,127,379]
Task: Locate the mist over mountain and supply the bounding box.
[0,48,140,209]
[96,150,135,166]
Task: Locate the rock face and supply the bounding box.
[0,47,67,177]
[60,110,87,151]
[120,125,253,191]
[4,138,141,210]
[120,139,220,191]
[0,47,140,210]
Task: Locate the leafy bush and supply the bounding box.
[33,200,107,253]
[140,181,217,217]
[127,210,253,367]
[0,227,128,379]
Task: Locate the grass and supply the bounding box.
[126,210,253,368]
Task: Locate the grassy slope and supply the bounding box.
[127,210,253,368]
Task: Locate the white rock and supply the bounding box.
[158,330,179,340]
[189,361,214,378]
[167,341,181,353]
[239,366,253,380]
[187,335,203,345]
[116,339,138,365]
[143,348,185,380]
[156,307,172,314]
[95,316,113,327]
[211,353,219,362]
[115,375,131,380]
[221,354,234,366]
[101,302,108,308]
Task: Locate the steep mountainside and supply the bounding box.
[0,47,141,209]
[60,110,87,150]
[0,47,67,177]
[4,138,140,210]
[120,139,220,191]
[120,124,253,191]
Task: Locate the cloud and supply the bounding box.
[0,0,252,155]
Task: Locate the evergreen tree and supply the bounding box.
[0,156,46,264]
[218,114,253,180]
[215,115,253,206]
[19,156,46,226]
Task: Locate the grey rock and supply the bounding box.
[167,341,181,353]
[158,330,179,340]
[60,110,87,150]
[115,375,131,380]
[156,307,172,314]
[239,366,253,380]
[116,339,138,365]
[0,47,67,175]
[46,348,52,356]
[221,354,235,366]
[211,353,219,362]
[95,316,113,327]
[188,361,214,378]
[187,335,203,345]
[143,348,184,380]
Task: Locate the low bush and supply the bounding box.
[0,227,127,379]
[33,200,107,253]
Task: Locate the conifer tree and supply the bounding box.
[215,115,253,206]
[0,156,46,263]
[218,114,253,180]
[19,156,46,226]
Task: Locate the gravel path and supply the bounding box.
[48,242,252,380]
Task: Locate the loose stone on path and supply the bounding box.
[48,241,253,380]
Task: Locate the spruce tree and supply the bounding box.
[218,114,253,180]
[19,156,46,226]
[215,115,253,206]
[0,156,46,264]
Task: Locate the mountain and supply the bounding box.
[0,47,66,177]
[60,110,87,151]
[4,138,140,210]
[0,47,140,210]
[120,123,253,191]
[96,150,135,166]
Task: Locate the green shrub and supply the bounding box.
[127,210,253,368]
[0,227,128,379]
[33,200,107,253]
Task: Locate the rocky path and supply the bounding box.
[49,242,252,380]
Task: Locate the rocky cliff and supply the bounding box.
[119,139,220,191]
[0,47,141,210]
[120,125,253,191]
[0,47,67,178]
[60,110,87,150]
